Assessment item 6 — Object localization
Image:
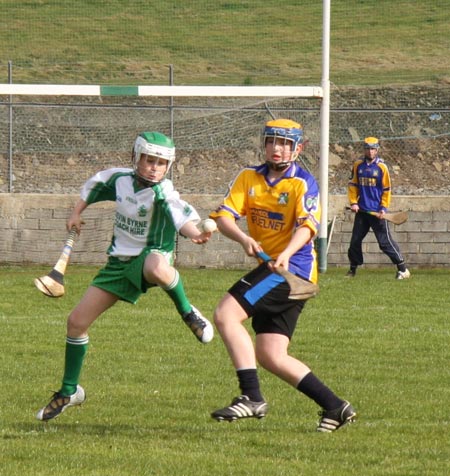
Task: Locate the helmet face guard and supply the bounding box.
[262,119,303,170]
[132,132,175,185]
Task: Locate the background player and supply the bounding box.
[208,119,356,432]
[347,136,410,279]
[36,131,214,421]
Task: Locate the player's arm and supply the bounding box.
[273,178,320,270]
[166,192,212,244]
[215,215,261,258]
[81,168,124,204]
[272,226,315,271]
[179,221,212,244]
[348,161,361,211]
[210,170,261,256]
[69,169,122,234]
[379,163,392,212]
[67,199,88,234]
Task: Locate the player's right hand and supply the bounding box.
[66,216,84,234]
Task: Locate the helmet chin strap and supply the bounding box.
[134,159,171,188]
[266,161,291,171]
[266,151,298,171]
[135,173,160,188]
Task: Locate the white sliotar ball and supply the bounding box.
[202,218,217,233]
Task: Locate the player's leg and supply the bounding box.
[143,251,213,343]
[36,286,119,421]
[214,292,257,370]
[247,278,356,432]
[255,333,311,386]
[372,219,410,279]
[347,212,371,276]
[211,265,280,422]
[211,293,268,421]
[255,332,355,432]
[143,251,190,313]
[62,286,119,393]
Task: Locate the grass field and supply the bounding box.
[1,265,449,476]
[1,0,450,85]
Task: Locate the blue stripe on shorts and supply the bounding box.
[243,272,285,306]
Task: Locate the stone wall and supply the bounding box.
[0,194,449,269]
[327,195,450,268]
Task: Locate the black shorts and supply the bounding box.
[228,263,306,339]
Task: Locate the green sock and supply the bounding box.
[60,336,89,396]
[162,269,191,316]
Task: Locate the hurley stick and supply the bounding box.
[346,207,408,225]
[34,227,78,298]
[256,251,319,300]
[366,210,408,225]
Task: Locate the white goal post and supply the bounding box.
[0,0,331,271]
[0,84,323,98]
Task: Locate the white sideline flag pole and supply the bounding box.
[318,0,331,273]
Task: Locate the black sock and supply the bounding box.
[237,368,264,402]
[296,372,343,411]
[397,262,407,272]
[350,265,357,273]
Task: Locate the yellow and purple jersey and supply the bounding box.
[348,157,391,212]
[210,163,320,283]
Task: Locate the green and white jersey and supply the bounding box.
[81,167,200,258]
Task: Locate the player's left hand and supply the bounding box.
[191,231,212,244]
[271,251,290,272]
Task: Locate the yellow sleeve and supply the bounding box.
[380,163,392,210]
[295,190,320,239]
[209,169,248,220]
[347,160,361,205]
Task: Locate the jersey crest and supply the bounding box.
[278,192,289,205]
[138,205,147,217]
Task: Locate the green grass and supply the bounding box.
[1,0,449,85]
[1,265,449,475]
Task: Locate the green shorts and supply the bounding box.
[91,248,174,304]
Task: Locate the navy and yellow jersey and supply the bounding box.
[210,163,320,283]
[348,157,391,212]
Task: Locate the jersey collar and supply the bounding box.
[257,162,297,178]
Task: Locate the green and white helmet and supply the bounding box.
[132,131,176,182]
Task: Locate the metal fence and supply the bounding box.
[1,85,449,196]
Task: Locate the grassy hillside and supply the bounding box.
[1,0,449,86]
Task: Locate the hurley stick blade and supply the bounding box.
[34,227,78,298]
[366,210,408,225]
[34,271,65,298]
[347,207,409,226]
[256,251,319,300]
[275,267,320,300]
[383,211,408,225]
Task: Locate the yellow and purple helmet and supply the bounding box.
[262,119,303,170]
[363,137,380,149]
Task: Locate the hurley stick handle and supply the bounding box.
[53,227,77,274]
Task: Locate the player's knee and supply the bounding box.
[213,308,226,329]
[67,313,89,336]
[144,256,171,283]
[255,348,276,371]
